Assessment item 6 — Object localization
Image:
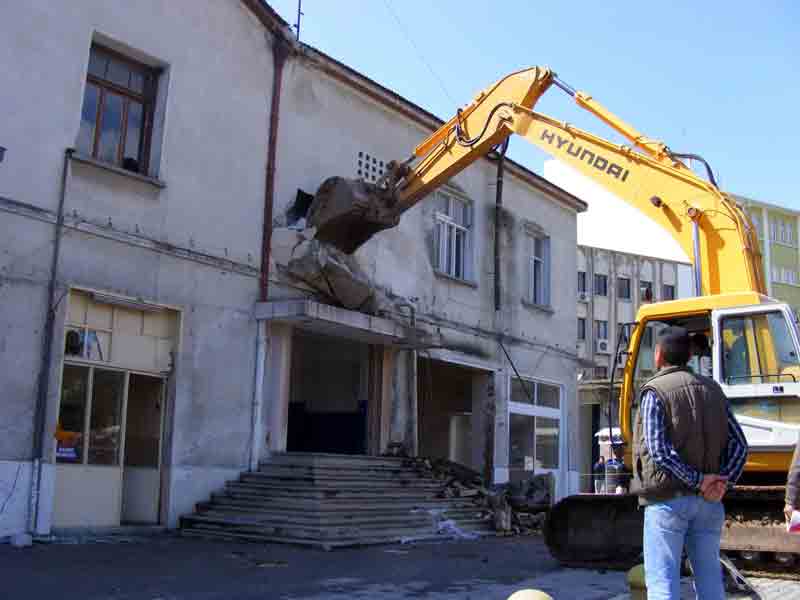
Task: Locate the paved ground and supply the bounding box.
[0,533,797,600]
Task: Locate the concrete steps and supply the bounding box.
[180,452,494,547]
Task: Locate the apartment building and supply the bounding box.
[736,194,800,313]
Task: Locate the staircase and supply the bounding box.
[180,453,494,548]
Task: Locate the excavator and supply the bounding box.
[305,67,800,571]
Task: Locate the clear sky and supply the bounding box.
[269,1,799,208]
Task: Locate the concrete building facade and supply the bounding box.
[0,1,585,541]
[736,195,800,313]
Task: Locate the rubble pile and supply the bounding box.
[406,457,551,536]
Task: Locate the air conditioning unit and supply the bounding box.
[577,292,588,302]
[596,339,610,354]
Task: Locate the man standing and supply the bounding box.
[593,455,606,493]
[632,326,748,600]
[786,440,800,525]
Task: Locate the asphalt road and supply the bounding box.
[0,533,630,600]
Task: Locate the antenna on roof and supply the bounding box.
[293,0,303,41]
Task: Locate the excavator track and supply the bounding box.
[545,487,799,572]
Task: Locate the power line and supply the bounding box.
[381,0,456,106]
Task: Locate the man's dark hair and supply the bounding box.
[690,332,709,354]
[657,326,690,366]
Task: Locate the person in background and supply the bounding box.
[593,455,606,493]
[689,333,713,377]
[632,326,748,600]
[606,444,628,494]
[786,440,800,525]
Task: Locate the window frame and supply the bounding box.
[617,277,631,300]
[508,375,564,475]
[527,232,551,307]
[79,45,157,174]
[577,271,587,294]
[662,284,676,300]
[434,190,473,282]
[595,319,609,340]
[594,273,608,297]
[639,280,653,302]
[578,317,586,341]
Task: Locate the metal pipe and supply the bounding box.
[494,139,509,311]
[28,147,72,535]
[692,218,703,295]
[251,34,290,470]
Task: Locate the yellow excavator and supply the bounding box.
[307,67,800,569]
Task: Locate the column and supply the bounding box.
[264,322,292,454]
[492,369,509,484]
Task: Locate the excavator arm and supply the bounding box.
[309,66,765,296]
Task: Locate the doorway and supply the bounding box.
[53,290,175,528]
[287,331,369,454]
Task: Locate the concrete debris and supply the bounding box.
[287,236,379,312]
[407,457,550,537]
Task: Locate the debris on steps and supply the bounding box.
[403,457,552,537]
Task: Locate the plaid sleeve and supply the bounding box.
[719,402,748,484]
[641,389,702,490]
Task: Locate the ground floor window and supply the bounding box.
[508,377,563,481]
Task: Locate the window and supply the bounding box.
[509,378,562,477]
[772,266,782,282]
[662,284,676,300]
[577,271,587,294]
[527,234,551,305]
[770,220,779,241]
[617,277,631,300]
[642,327,654,348]
[578,317,586,340]
[595,319,609,340]
[593,366,608,379]
[355,151,386,183]
[640,280,653,302]
[722,311,800,385]
[434,191,472,280]
[78,45,156,174]
[788,222,795,245]
[594,274,608,296]
[56,365,125,465]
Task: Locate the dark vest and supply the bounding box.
[631,366,729,505]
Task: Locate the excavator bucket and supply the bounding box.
[307,177,400,254]
[544,494,643,569]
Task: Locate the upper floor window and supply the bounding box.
[662,284,676,300]
[617,277,631,300]
[578,317,586,340]
[640,280,653,302]
[595,319,609,340]
[594,274,608,297]
[527,233,550,306]
[750,212,762,237]
[577,271,587,294]
[770,220,779,241]
[434,191,472,280]
[77,46,156,174]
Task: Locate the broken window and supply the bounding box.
[509,377,562,476]
[434,191,472,281]
[639,280,653,302]
[286,189,315,228]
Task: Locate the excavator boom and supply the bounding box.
[307,66,799,570]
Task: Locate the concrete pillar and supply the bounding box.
[492,369,510,484]
[471,370,493,476]
[264,322,292,454]
[388,350,418,454]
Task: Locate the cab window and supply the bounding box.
[721,312,800,385]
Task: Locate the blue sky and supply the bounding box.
[269,1,799,208]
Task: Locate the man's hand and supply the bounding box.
[785,504,794,524]
[700,474,728,502]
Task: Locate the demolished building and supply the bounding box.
[0,0,585,542]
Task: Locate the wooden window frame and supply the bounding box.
[81,45,157,174]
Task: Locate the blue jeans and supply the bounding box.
[643,495,725,600]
